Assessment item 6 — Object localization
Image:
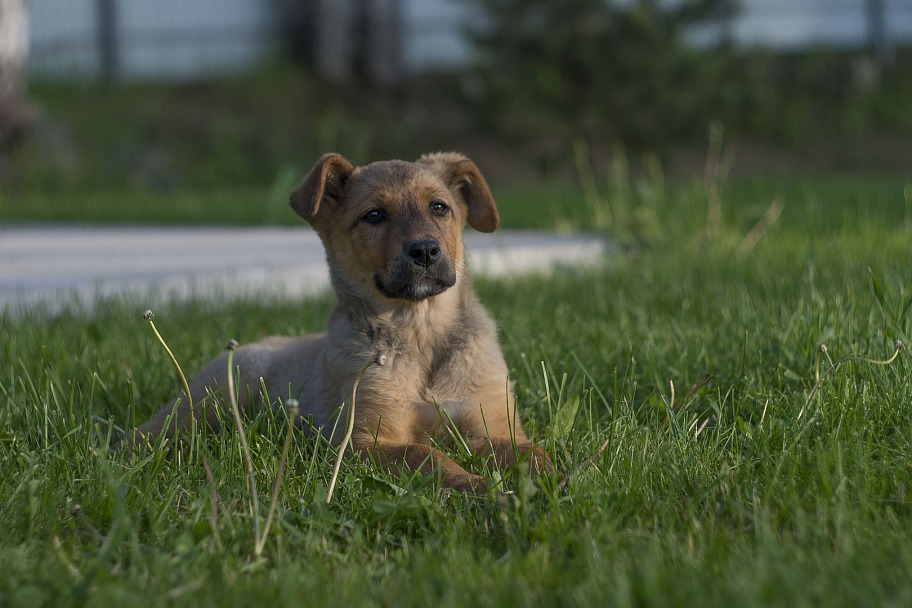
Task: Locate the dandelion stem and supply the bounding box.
[143,310,194,428]
[225,340,261,550]
[201,456,223,551]
[800,341,904,420]
[557,435,612,492]
[255,398,298,558]
[326,358,381,504]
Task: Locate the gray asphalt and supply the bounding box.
[0,226,607,312]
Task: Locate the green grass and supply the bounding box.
[2,176,912,606]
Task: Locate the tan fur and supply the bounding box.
[134,152,552,493]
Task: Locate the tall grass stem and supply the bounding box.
[143,310,195,427]
[705,121,724,240]
[225,340,261,550]
[255,398,299,557]
[800,341,904,420]
[326,358,381,504]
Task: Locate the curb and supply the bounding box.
[0,226,607,312]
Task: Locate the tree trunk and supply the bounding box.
[314,0,354,83]
[365,0,403,88]
[865,0,893,68]
[0,0,31,150]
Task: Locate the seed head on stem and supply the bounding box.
[143,309,194,427]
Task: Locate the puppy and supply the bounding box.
[135,152,552,493]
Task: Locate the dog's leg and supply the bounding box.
[459,391,555,478]
[132,390,223,447]
[130,350,245,448]
[473,436,555,478]
[359,442,489,494]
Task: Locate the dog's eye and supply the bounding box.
[430,201,450,216]
[361,209,387,224]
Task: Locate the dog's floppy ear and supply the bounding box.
[290,153,356,223]
[417,152,499,233]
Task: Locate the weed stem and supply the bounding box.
[326,358,380,504]
[201,457,223,550]
[143,310,195,427]
[800,341,904,420]
[255,398,299,557]
[557,435,612,492]
[225,340,261,550]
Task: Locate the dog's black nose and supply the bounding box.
[406,239,441,267]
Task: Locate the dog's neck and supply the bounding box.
[328,277,480,364]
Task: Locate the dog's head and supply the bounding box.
[290,152,499,303]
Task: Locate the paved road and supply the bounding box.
[0,226,607,312]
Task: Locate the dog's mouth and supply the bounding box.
[374,266,457,301]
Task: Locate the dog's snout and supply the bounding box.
[406,239,441,267]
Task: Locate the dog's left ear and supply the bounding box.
[417,152,499,233]
[290,153,356,224]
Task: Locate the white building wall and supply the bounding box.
[117,0,277,80]
[713,0,911,50]
[28,0,278,80]
[401,0,474,71]
[28,0,98,76]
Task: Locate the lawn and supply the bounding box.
[1,174,911,606]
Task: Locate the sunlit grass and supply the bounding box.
[1,175,911,606]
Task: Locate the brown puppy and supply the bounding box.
[134,152,552,493]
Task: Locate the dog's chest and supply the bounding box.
[386,346,470,400]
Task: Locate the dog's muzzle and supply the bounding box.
[374,238,456,301]
[406,239,441,268]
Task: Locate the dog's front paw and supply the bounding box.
[521,444,556,478]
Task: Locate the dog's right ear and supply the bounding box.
[290,153,356,223]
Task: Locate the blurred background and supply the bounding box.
[1,0,910,224]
